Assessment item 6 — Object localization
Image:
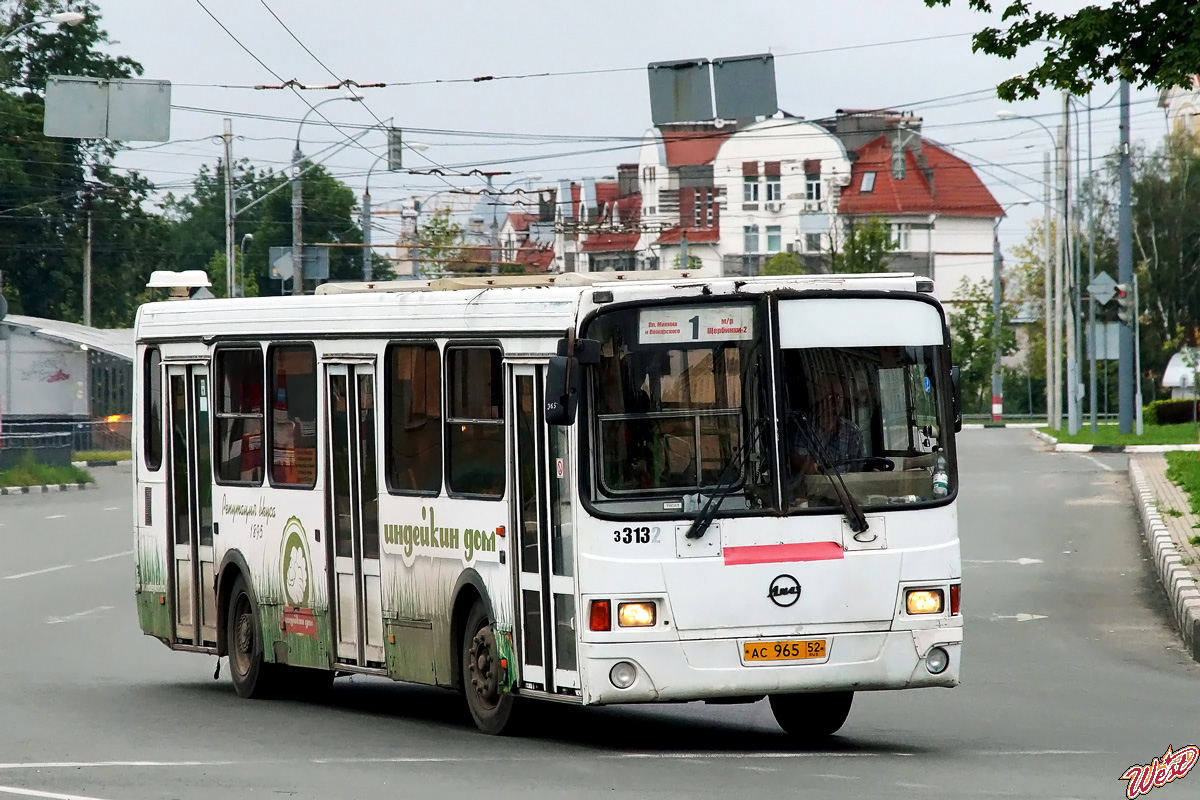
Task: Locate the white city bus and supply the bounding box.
[132,270,963,737]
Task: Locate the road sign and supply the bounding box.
[1087,270,1118,306]
[1088,322,1122,360]
[270,248,295,281]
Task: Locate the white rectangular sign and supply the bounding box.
[638,306,754,344]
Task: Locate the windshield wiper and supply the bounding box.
[685,418,768,540]
[790,413,870,534]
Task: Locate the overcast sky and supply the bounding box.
[91,0,1165,252]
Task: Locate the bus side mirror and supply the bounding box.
[950,366,963,433]
[546,355,582,426]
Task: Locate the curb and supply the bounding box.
[1034,430,1200,453]
[961,422,1044,430]
[0,482,94,496]
[71,459,131,468]
[1129,459,1200,663]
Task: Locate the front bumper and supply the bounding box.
[579,628,962,705]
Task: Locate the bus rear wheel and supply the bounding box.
[462,600,518,735]
[768,691,854,739]
[227,575,278,699]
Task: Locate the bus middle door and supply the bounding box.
[323,361,385,667]
[512,363,579,695]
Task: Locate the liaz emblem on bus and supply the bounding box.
[382,506,500,564]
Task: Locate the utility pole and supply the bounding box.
[1118,79,1134,434]
[291,143,304,295]
[1087,97,1097,433]
[82,188,93,327]
[223,118,235,298]
[991,219,1003,422]
[1052,124,1065,431]
[680,230,689,272]
[1063,91,1079,435]
[1043,153,1052,426]
[361,186,373,282]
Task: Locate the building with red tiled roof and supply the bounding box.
[828,111,1004,295]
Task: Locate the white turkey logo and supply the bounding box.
[280,517,312,608]
[285,544,308,606]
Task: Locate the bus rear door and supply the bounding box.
[166,362,217,648]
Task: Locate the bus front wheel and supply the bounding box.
[227,575,278,699]
[462,600,518,735]
[768,691,854,739]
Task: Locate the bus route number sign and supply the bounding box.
[638,306,754,344]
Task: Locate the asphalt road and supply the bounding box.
[1,430,1197,800]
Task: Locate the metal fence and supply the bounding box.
[0,419,131,468]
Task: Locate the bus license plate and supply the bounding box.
[743,639,826,663]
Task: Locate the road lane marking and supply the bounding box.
[46,606,114,625]
[86,550,133,563]
[2,564,74,581]
[0,749,1118,773]
[1081,454,1115,472]
[0,786,114,800]
[990,613,1049,622]
[44,515,66,520]
[964,558,1044,566]
[103,507,120,511]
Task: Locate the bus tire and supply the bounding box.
[227,575,278,699]
[462,600,518,735]
[768,691,853,739]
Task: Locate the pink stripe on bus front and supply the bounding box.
[723,541,845,566]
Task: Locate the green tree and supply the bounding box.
[948,277,1018,414]
[831,217,897,274]
[925,1,1200,100]
[238,162,363,293]
[162,160,281,283]
[0,0,149,324]
[760,251,807,275]
[414,209,465,278]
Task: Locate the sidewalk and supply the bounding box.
[1129,454,1200,661]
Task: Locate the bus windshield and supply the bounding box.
[587,301,772,511]
[585,295,955,518]
[780,343,953,511]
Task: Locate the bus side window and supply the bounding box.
[445,347,504,498]
[268,345,317,488]
[144,347,163,471]
[214,348,265,485]
[386,343,442,494]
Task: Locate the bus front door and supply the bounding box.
[512,364,580,695]
[324,363,385,667]
[166,363,217,648]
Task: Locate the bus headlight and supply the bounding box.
[610,661,638,689]
[617,602,656,627]
[905,589,944,615]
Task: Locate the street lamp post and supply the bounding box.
[992,200,1032,422]
[292,95,362,295]
[0,11,85,47]
[997,110,1063,428]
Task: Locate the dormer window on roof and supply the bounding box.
[860,172,876,193]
